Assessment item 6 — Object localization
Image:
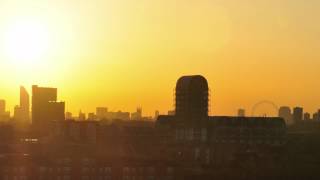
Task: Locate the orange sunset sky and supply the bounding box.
[0,0,320,116]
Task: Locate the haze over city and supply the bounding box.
[1,0,320,116]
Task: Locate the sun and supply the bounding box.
[4,20,50,68]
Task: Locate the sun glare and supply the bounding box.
[4,20,50,68]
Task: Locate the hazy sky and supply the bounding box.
[0,0,320,116]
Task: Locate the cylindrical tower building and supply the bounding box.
[175,75,209,123]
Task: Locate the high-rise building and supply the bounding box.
[278,106,292,124]
[20,86,29,120]
[14,86,30,122]
[304,112,311,121]
[317,110,320,121]
[238,109,245,117]
[32,85,65,129]
[312,112,318,121]
[0,99,10,121]
[293,107,303,123]
[0,99,5,115]
[175,75,209,122]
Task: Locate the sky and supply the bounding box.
[0,0,320,116]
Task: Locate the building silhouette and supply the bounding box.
[20,86,30,119]
[131,107,142,120]
[0,99,5,115]
[78,110,86,121]
[96,107,108,120]
[32,85,65,129]
[293,107,303,123]
[175,75,209,123]
[154,110,160,119]
[14,86,30,122]
[0,99,10,121]
[65,111,73,120]
[237,108,245,117]
[278,106,292,124]
[304,112,311,121]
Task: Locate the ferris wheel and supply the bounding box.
[251,100,279,117]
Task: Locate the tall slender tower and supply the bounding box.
[0,100,5,115]
[20,86,30,121]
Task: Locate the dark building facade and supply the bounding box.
[175,75,209,122]
[32,85,65,130]
[14,86,30,123]
[293,107,303,123]
[278,106,292,125]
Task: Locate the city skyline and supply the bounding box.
[2,83,320,117]
[2,83,320,118]
[1,0,320,116]
[2,80,320,124]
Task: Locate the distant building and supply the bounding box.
[32,85,65,129]
[96,107,131,121]
[106,111,130,121]
[96,107,108,120]
[312,112,318,121]
[0,99,5,115]
[237,109,246,117]
[304,112,311,121]
[78,110,86,121]
[293,107,303,123]
[14,86,30,123]
[278,106,292,124]
[131,107,142,120]
[65,112,73,120]
[0,100,10,122]
[88,112,96,121]
[316,110,320,121]
[154,110,160,119]
[20,86,30,120]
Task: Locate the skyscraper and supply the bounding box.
[20,86,29,120]
[0,99,5,115]
[32,85,65,129]
[293,107,303,124]
[175,75,209,122]
[278,106,292,124]
[0,99,10,121]
[14,86,30,122]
